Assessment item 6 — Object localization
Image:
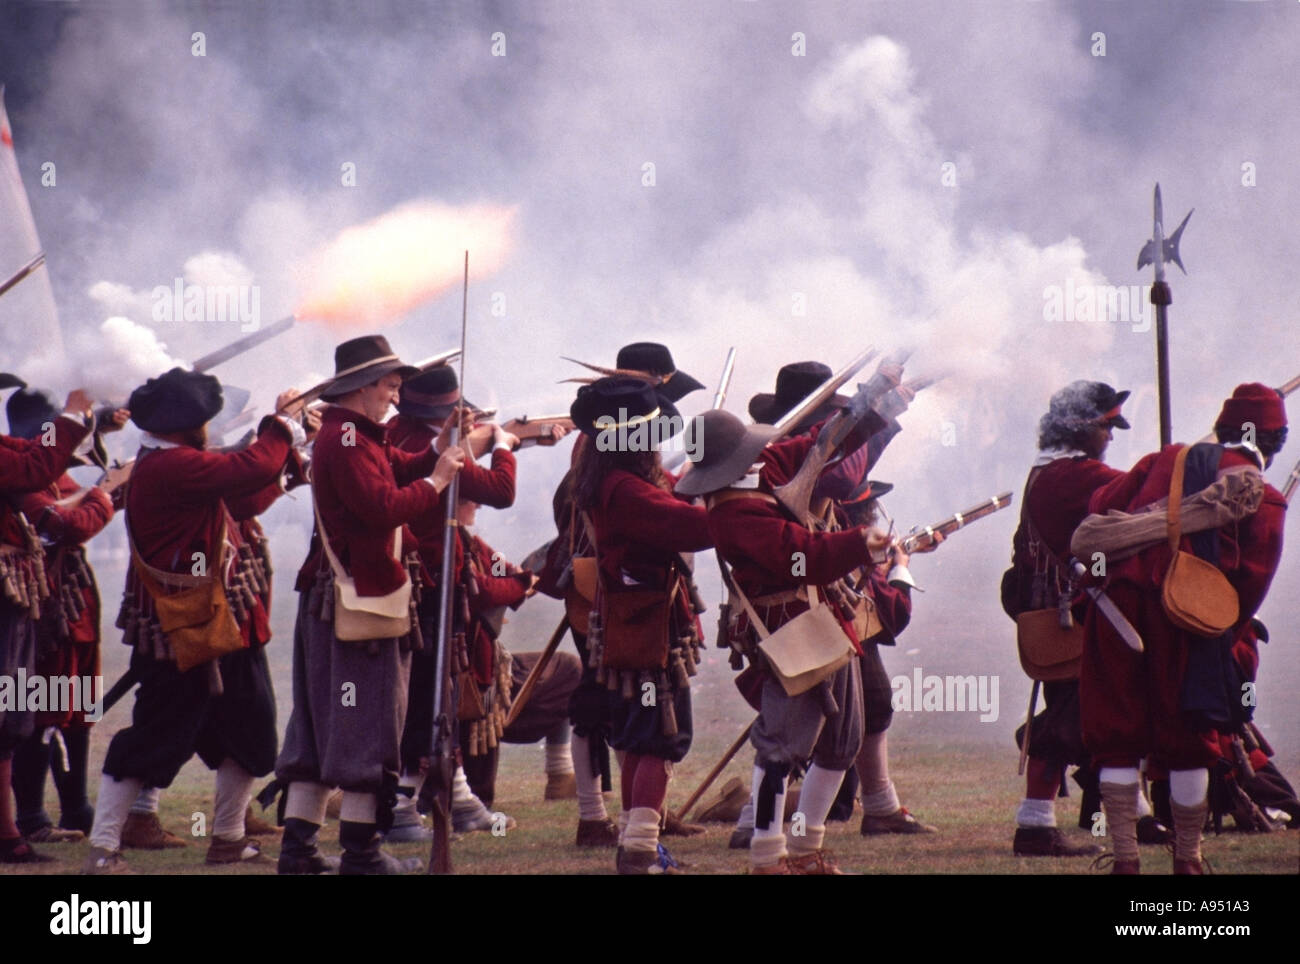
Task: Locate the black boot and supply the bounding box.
[339,820,418,875]
[277,818,337,875]
[12,732,53,837]
[53,727,94,834]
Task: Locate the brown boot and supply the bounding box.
[750,857,794,875]
[205,835,266,865]
[544,772,578,801]
[616,846,683,875]
[121,812,188,849]
[575,818,619,847]
[786,849,847,875]
[245,805,281,837]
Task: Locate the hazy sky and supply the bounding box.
[2,1,1296,760]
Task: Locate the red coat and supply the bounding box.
[463,532,531,686]
[1088,446,1285,630]
[18,475,113,646]
[0,415,91,547]
[126,420,294,645]
[708,423,885,649]
[298,405,440,596]
[1079,444,1286,770]
[589,469,712,588]
[385,413,516,586]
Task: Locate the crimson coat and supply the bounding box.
[385,413,516,586]
[0,415,91,547]
[297,406,441,597]
[1080,444,1286,770]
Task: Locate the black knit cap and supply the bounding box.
[748,361,848,432]
[570,375,681,440]
[6,386,59,440]
[616,342,705,403]
[129,367,224,434]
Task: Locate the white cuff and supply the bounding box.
[493,439,512,452]
[887,564,919,591]
[275,415,307,448]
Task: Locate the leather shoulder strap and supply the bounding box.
[1167,444,1189,552]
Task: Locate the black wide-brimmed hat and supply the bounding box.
[6,386,59,440]
[320,334,420,401]
[616,342,705,403]
[570,375,682,443]
[397,365,479,421]
[1046,381,1131,432]
[129,367,225,434]
[843,478,894,505]
[674,410,778,497]
[748,361,848,431]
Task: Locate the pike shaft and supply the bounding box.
[0,251,46,300]
[712,347,737,410]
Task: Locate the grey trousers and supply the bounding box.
[751,657,863,774]
[276,585,411,794]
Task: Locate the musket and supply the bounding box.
[0,251,45,300]
[190,315,297,372]
[1282,457,1300,504]
[278,347,461,414]
[767,347,878,436]
[773,349,910,525]
[897,492,1013,553]
[712,347,737,410]
[499,414,575,448]
[670,720,754,825]
[427,253,470,876]
[1137,183,1193,447]
[502,615,570,730]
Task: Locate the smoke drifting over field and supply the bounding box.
[2,2,1297,764]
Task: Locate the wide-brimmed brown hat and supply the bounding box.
[748,361,847,431]
[674,409,778,497]
[320,335,420,400]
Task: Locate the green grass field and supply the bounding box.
[4,721,1295,876]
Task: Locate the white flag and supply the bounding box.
[0,86,65,369]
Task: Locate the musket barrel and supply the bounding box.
[712,347,737,410]
[0,251,46,300]
[768,346,878,438]
[191,315,297,372]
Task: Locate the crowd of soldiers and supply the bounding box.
[0,334,1291,875]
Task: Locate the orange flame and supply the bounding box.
[294,200,516,327]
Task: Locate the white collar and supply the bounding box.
[1221,440,1265,470]
[1033,448,1087,467]
[141,433,184,450]
[729,464,765,490]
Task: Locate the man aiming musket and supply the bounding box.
[272,334,464,875]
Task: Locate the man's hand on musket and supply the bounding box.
[493,423,521,452]
[430,445,466,492]
[911,530,944,553]
[434,408,477,453]
[63,389,94,421]
[276,389,307,418]
[302,406,323,441]
[539,422,570,446]
[100,408,131,432]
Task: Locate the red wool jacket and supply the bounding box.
[1,415,91,547]
[385,413,516,586]
[708,416,886,650]
[298,406,441,597]
[1088,445,1285,632]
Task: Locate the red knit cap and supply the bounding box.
[1214,383,1287,433]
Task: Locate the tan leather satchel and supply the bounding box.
[1015,609,1084,682]
[1012,467,1083,681]
[582,512,674,671]
[732,581,855,697]
[312,490,412,642]
[1161,446,1239,636]
[128,522,243,674]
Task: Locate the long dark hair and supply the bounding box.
[572,439,669,511]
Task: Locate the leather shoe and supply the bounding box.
[1013,826,1102,857]
[860,807,937,835]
